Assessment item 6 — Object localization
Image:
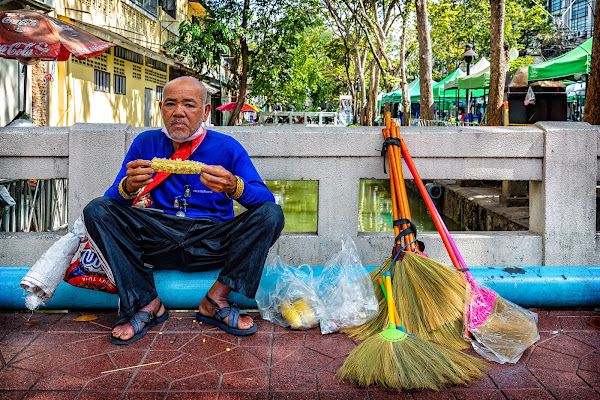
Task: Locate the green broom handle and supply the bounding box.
[399,139,462,272]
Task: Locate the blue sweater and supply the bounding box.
[105,128,275,222]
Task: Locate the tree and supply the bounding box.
[415,0,434,120]
[487,0,507,126]
[583,0,600,124]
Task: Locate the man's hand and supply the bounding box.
[125,159,154,193]
[200,165,237,194]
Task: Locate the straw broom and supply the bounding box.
[344,117,468,349]
[337,271,487,390]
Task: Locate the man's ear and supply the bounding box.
[203,104,211,122]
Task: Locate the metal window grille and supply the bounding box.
[94,70,110,92]
[156,85,164,101]
[114,74,126,94]
[114,46,144,65]
[146,57,167,72]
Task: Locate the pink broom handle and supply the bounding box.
[399,139,462,273]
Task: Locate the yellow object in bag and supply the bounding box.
[280,299,318,330]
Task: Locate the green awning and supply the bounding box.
[528,38,592,81]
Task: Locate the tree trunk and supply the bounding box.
[583,0,600,124]
[415,0,434,121]
[367,60,379,126]
[227,0,250,126]
[487,0,507,126]
[399,15,410,126]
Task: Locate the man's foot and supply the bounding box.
[198,295,254,331]
[111,297,167,342]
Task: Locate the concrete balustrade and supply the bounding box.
[1,122,598,268]
[0,122,599,309]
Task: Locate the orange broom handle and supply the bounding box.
[382,128,401,240]
[392,126,416,250]
[400,138,461,271]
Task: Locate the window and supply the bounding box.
[570,0,588,35]
[94,70,110,92]
[146,57,167,72]
[128,0,158,17]
[114,75,126,95]
[156,85,164,101]
[114,46,143,65]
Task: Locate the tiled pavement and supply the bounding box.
[0,309,599,400]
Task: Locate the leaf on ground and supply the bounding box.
[74,315,98,322]
[24,322,38,326]
[169,336,177,344]
[586,318,600,329]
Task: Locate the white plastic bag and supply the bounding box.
[255,254,324,330]
[20,216,86,310]
[314,234,379,334]
[524,86,536,106]
[464,279,539,364]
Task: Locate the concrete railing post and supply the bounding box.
[68,123,131,225]
[529,122,599,266]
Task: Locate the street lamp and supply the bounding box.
[461,43,478,120]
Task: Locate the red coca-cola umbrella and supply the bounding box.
[0,9,114,125]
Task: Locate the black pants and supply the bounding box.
[82,196,284,319]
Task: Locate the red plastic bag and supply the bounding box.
[64,242,117,294]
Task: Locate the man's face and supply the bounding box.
[160,79,211,140]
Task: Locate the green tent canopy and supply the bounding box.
[528,38,592,81]
[381,78,421,102]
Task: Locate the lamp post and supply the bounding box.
[461,43,478,121]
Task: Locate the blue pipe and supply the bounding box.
[0,265,599,310]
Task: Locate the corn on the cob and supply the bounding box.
[150,158,206,174]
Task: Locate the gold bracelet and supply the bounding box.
[227,176,244,200]
[118,177,138,200]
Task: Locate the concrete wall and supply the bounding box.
[1,123,599,269]
[0,58,27,126]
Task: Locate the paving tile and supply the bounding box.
[0,390,28,400]
[270,347,333,373]
[501,388,555,400]
[304,333,356,359]
[318,390,369,399]
[578,370,600,388]
[316,370,366,391]
[451,388,506,400]
[10,345,80,372]
[558,316,596,332]
[168,370,222,391]
[548,387,600,399]
[239,332,272,348]
[83,371,135,390]
[162,313,198,332]
[528,368,588,388]
[47,313,113,333]
[108,348,147,370]
[31,370,87,391]
[268,391,318,400]
[180,334,239,361]
[411,389,453,399]
[155,353,215,382]
[269,366,316,391]
[62,334,119,358]
[22,390,79,399]
[77,390,124,399]
[142,350,184,370]
[153,333,198,350]
[205,346,266,374]
[579,351,600,373]
[0,345,27,364]
[218,391,268,399]
[535,311,560,332]
[243,346,271,364]
[537,333,596,357]
[0,365,43,390]
[487,363,541,389]
[166,391,218,399]
[128,370,172,391]
[569,331,600,349]
[220,368,268,391]
[122,392,168,400]
[28,332,78,347]
[526,346,579,372]
[60,354,116,380]
[270,333,304,365]
[0,330,41,346]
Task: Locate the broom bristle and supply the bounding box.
[343,254,469,349]
[337,331,488,390]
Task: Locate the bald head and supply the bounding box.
[160,76,211,141]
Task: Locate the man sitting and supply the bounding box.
[83,76,284,344]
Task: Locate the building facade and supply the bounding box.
[1,0,222,127]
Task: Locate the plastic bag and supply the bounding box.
[524,86,536,106]
[64,242,117,294]
[255,254,324,330]
[314,234,378,334]
[464,279,539,364]
[20,216,86,310]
